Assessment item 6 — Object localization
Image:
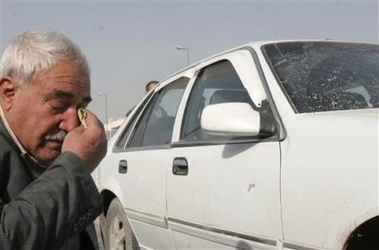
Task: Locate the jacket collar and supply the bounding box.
[0,107,47,173]
[0,106,28,156]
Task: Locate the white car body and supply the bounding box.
[94,40,379,250]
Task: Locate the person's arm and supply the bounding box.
[0,151,102,250]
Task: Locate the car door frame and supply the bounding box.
[101,74,192,250]
[166,48,285,249]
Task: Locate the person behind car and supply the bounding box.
[145,80,159,93]
[0,30,107,249]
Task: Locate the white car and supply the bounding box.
[95,40,379,250]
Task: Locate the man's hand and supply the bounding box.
[62,110,107,172]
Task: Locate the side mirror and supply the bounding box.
[201,103,261,137]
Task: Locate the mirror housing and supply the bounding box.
[201,103,261,137]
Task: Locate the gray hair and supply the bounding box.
[0,30,90,87]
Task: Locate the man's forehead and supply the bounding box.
[34,60,90,85]
[29,60,91,102]
[44,88,92,103]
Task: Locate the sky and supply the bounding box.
[1,0,378,123]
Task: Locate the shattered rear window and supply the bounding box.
[263,42,379,113]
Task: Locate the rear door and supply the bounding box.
[112,77,189,249]
[167,51,283,249]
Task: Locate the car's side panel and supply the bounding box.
[169,225,278,250]
[129,218,176,250]
[167,142,282,249]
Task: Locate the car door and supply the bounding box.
[111,77,189,249]
[167,51,283,249]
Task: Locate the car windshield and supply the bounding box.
[263,42,379,113]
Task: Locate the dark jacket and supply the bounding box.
[0,117,102,250]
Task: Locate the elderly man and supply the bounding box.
[0,30,107,249]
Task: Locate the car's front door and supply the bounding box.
[167,53,282,249]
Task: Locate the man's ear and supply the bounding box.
[0,77,17,111]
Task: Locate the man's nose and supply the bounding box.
[59,108,80,131]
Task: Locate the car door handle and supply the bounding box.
[172,157,188,176]
[119,160,128,174]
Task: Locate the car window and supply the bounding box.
[180,60,252,142]
[126,77,189,148]
[114,93,152,150]
[263,42,379,113]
